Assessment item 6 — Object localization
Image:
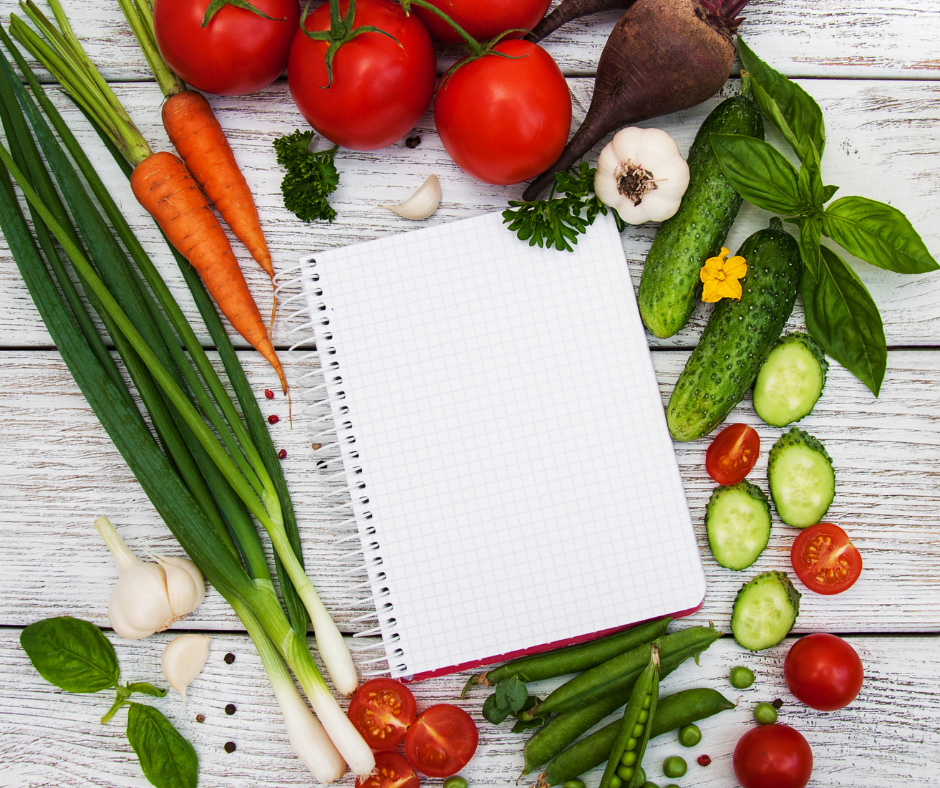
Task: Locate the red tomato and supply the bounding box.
[705,423,760,485]
[784,633,864,711]
[347,677,418,751]
[153,0,299,96]
[404,704,479,778]
[434,40,571,185]
[733,724,813,788]
[791,522,862,595]
[287,0,436,151]
[413,0,552,43]
[355,751,420,788]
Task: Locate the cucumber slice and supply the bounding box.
[753,333,828,427]
[705,481,771,570]
[731,571,801,651]
[768,428,835,528]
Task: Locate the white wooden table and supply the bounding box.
[1,1,939,786]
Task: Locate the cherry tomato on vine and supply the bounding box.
[705,423,759,485]
[784,633,864,711]
[404,704,479,778]
[288,0,436,151]
[791,522,862,595]
[347,677,418,751]
[412,0,552,43]
[733,724,813,788]
[153,0,299,96]
[434,40,571,185]
[355,751,421,788]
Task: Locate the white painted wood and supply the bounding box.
[1,348,938,634]
[1,629,936,787]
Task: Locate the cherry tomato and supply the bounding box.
[705,423,759,485]
[784,633,864,711]
[404,704,479,778]
[733,724,813,788]
[153,0,299,96]
[355,751,420,788]
[413,0,552,43]
[288,0,436,150]
[790,522,862,595]
[434,40,571,185]
[347,677,418,751]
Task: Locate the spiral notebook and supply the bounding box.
[289,212,705,680]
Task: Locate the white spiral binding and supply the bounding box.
[276,257,405,677]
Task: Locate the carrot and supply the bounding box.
[130,150,287,393]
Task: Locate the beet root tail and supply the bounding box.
[526,0,639,42]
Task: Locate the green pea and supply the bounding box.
[678,723,701,747]
[662,756,687,779]
[621,751,638,767]
[730,665,755,689]
[609,778,622,788]
[563,782,585,788]
[616,765,634,781]
[632,723,644,738]
[643,694,652,710]
[754,701,778,725]
[638,709,649,724]
[444,778,468,788]
[626,737,638,751]
[642,784,660,788]
[635,766,646,785]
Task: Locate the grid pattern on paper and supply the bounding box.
[308,213,705,678]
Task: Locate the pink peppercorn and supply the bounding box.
[697,755,711,767]
[268,414,280,424]
[278,449,287,459]
[264,389,274,399]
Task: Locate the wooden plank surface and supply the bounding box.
[2,629,937,787]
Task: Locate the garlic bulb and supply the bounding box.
[594,127,690,224]
[162,634,211,707]
[94,516,205,640]
[381,174,441,220]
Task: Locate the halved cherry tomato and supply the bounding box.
[790,523,862,595]
[404,704,479,778]
[347,677,418,751]
[705,423,760,485]
[355,751,421,788]
[784,633,864,711]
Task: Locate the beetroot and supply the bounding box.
[527,0,638,43]
[522,0,749,200]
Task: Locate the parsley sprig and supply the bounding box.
[273,130,340,223]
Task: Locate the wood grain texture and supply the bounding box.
[1,629,937,787]
[1,349,938,634]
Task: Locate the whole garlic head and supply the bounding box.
[594,127,690,224]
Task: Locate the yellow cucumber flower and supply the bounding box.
[701,247,747,303]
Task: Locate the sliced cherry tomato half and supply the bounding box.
[355,751,421,788]
[404,704,479,778]
[347,677,418,751]
[705,423,760,485]
[790,522,862,595]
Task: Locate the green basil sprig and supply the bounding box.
[710,39,939,396]
[20,616,197,788]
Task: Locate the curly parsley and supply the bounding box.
[273,130,339,223]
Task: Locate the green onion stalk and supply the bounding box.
[9,0,359,699]
[0,19,372,778]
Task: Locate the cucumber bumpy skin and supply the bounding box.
[768,427,836,528]
[666,218,802,442]
[638,79,764,339]
[753,332,829,427]
[731,570,801,652]
[705,480,772,570]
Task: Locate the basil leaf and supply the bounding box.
[822,195,939,274]
[822,184,839,204]
[802,246,887,396]
[127,682,168,698]
[796,213,823,281]
[738,38,826,161]
[20,616,120,693]
[126,703,198,788]
[710,134,806,215]
[797,140,825,209]
[482,692,510,725]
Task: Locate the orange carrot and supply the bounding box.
[131,151,287,394]
[162,90,274,282]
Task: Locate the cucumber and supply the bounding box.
[753,333,828,427]
[731,571,801,651]
[639,78,764,338]
[705,481,771,570]
[666,218,802,442]
[768,427,836,528]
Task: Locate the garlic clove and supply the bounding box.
[161,634,211,708]
[380,174,441,220]
[154,555,205,617]
[108,561,174,640]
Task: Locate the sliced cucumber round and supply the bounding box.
[706,481,772,570]
[768,427,835,528]
[753,333,828,427]
[731,571,801,651]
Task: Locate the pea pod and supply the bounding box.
[463,617,671,695]
[520,626,719,721]
[538,688,736,787]
[599,643,660,788]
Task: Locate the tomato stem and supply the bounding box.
[399,0,483,55]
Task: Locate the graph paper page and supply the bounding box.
[306,212,704,678]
